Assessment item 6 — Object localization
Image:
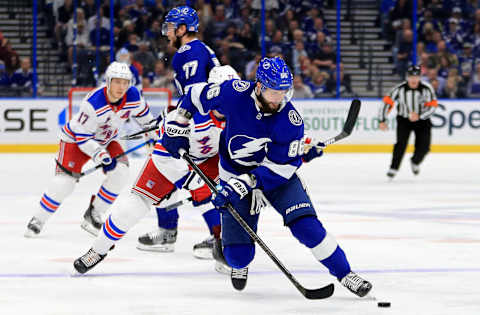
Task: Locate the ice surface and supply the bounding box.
[1,153,479,315]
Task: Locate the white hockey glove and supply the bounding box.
[92,149,116,173]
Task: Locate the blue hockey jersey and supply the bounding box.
[172,39,220,95]
[180,79,305,192]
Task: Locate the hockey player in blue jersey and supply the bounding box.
[136,6,224,260]
[161,57,373,297]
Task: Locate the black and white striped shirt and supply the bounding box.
[379,80,438,122]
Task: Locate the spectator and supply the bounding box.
[133,41,156,74]
[312,42,336,71]
[309,70,329,97]
[148,59,175,91]
[290,40,308,75]
[422,66,445,95]
[467,62,480,97]
[292,75,313,98]
[87,6,110,35]
[439,76,462,98]
[327,63,353,96]
[204,4,229,47]
[395,29,413,77]
[82,0,96,19]
[0,31,19,74]
[0,61,10,90]
[11,57,34,95]
[238,23,259,52]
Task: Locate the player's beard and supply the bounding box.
[256,90,279,114]
[173,35,182,49]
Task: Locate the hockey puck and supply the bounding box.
[377,302,391,308]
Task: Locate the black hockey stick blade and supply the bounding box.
[301,283,335,300]
[120,125,158,140]
[323,99,361,146]
[342,99,361,135]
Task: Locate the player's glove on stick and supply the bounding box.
[212,175,253,209]
[93,149,117,173]
[302,141,326,163]
[161,121,190,159]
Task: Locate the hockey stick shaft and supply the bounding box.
[120,125,159,140]
[165,196,192,211]
[180,149,334,299]
[56,140,153,179]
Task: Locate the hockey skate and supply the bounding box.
[80,195,103,237]
[193,235,214,259]
[73,248,106,274]
[410,159,420,175]
[231,267,248,291]
[24,217,45,238]
[136,227,177,252]
[212,237,231,275]
[386,168,397,180]
[339,271,372,297]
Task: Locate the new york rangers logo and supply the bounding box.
[146,180,155,189]
[228,135,271,166]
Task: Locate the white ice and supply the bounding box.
[1,153,479,315]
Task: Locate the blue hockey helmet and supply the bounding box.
[162,6,199,35]
[256,57,294,106]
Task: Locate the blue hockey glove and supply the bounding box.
[212,176,253,209]
[161,121,190,159]
[302,141,326,163]
[93,149,117,173]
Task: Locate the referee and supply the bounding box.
[379,65,438,179]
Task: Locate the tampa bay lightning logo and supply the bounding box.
[232,80,250,92]
[228,135,271,166]
[288,110,302,126]
[262,62,271,69]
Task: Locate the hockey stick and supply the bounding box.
[165,196,193,211]
[179,149,334,300]
[55,140,153,179]
[323,99,361,146]
[120,125,159,140]
[305,99,361,151]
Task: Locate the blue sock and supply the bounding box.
[202,208,220,235]
[156,207,179,229]
[224,244,255,269]
[320,246,351,280]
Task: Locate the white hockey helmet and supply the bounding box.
[208,65,240,84]
[105,61,133,90]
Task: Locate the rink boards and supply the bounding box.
[0,98,479,152]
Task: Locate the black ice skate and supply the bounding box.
[212,237,231,274]
[80,195,103,237]
[231,267,248,291]
[386,168,397,180]
[410,159,420,175]
[136,227,177,252]
[193,235,214,259]
[73,248,106,274]
[24,217,45,238]
[339,272,372,297]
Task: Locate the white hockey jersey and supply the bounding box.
[61,85,154,157]
[153,109,223,162]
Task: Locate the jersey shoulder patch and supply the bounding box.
[288,109,303,126]
[232,79,251,92]
[178,45,191,53]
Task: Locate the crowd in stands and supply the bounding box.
[382,0,480,98]
[43,0,354,98]
[0,31,36,96]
